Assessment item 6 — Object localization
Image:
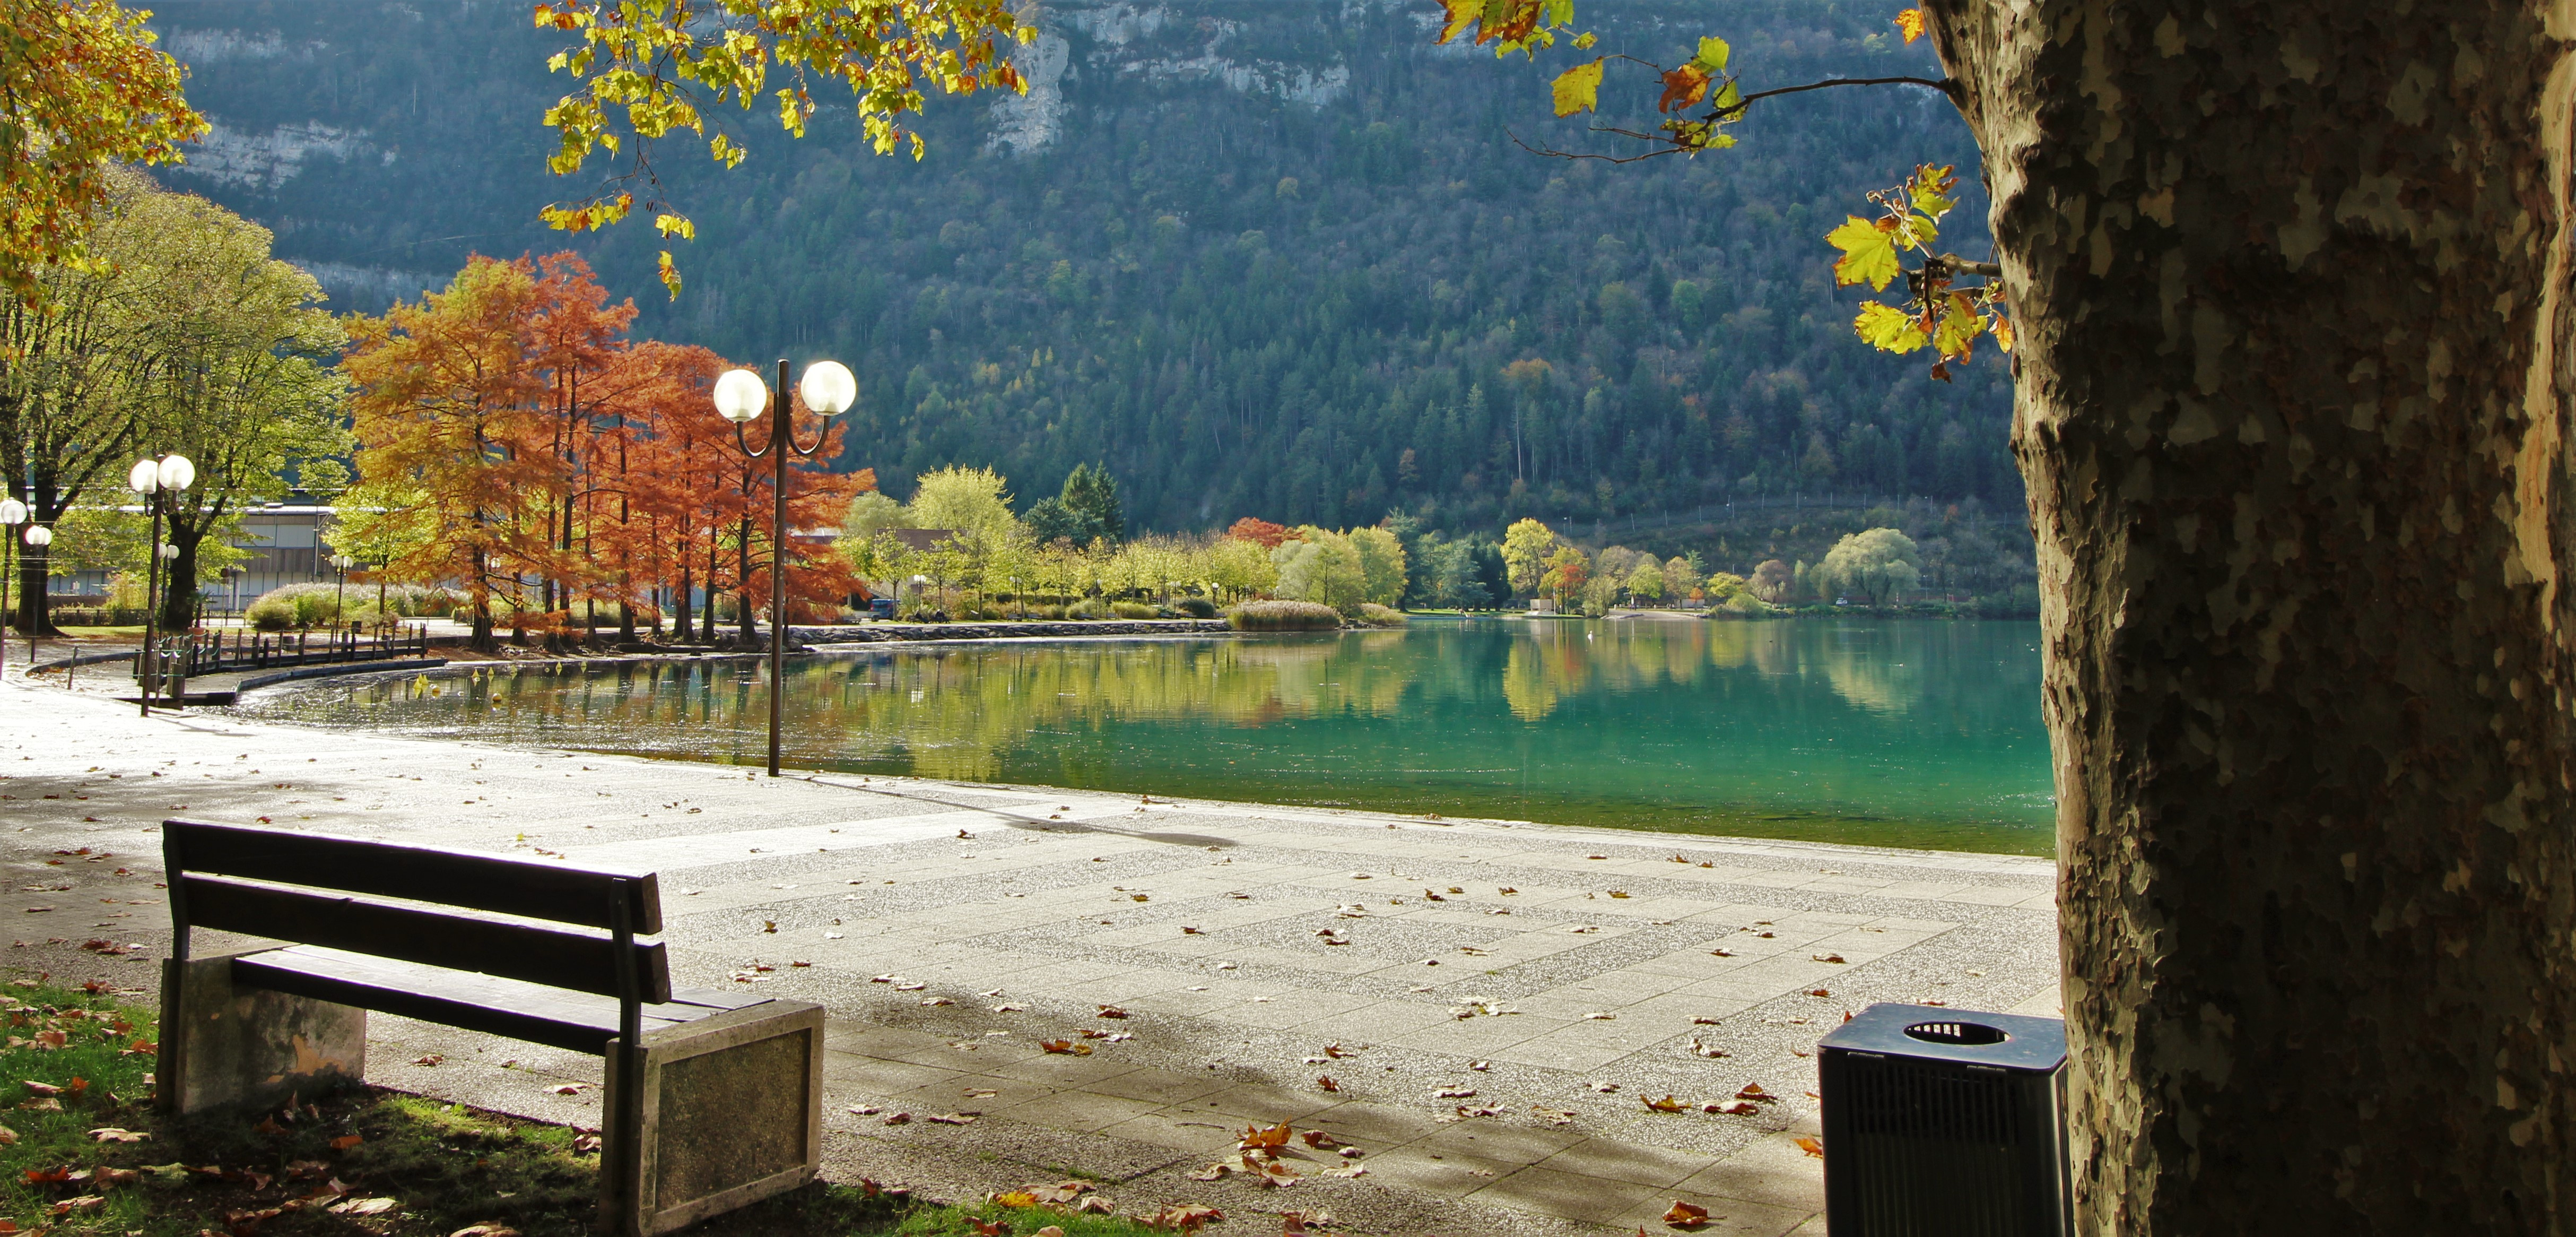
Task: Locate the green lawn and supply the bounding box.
[0,983,1210,1236]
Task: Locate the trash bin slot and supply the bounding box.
[1903,1019,2010,1046]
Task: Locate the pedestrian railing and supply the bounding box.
[145,625,433,685]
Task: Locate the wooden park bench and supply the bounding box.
[155,819,823,1236]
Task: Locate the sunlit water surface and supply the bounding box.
[237,618,2053,854]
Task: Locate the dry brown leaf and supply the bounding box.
[1806,989,1832,998]
[1238,1121,1292,1151]
[89,1127,146,1143]
[1040,1039,1093,1056]
[1736,1083,1774,1102]
[1703,1100,1760,1115]
[1096,1005,1129,1018]
[1663,1200,1710,1228]
[1794,1136,1825,1158]
[881,1112,912,1125]
[1300,1130,1342,1149]
[1642,1095,1686,1113]
[1813,954,1846,964]
[411,1054,445,1066]
[927,1112,977,1125]
[1435,1087,1477,1099]
[1143,1205,1225,1233]
[1187,1162,1234,1182]
[330,1197,398,1216]
[990,1190,1040,1207]
[1607,890,1631,899]
[1315,1076,1338,1092]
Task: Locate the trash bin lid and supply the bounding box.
[1818,1002,2067,1072]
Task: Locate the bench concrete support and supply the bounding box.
[156,951,368,1115]
[599,999,825,1236]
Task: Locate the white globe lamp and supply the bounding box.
[798,360,857,416]
[712,369,768,423]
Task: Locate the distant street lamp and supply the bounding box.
[0,498,22,676]
[21,525,48,667]
[129,453,195,716]
[712,358,855,776]
[331,553,355,627]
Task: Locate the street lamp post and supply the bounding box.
[0,498,23,677]
[129,453,195,716]
[712,358,855,777]
[331,553,354,625]
[21,526,48,667]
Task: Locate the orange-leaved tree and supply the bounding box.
[343,256,572,651]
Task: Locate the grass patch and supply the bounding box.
[0,983,1203,1237]
[1223,601,1341,632]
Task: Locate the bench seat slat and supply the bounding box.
[234,947,754,1056]
[184,875,673,1005]
[166,819,659,932]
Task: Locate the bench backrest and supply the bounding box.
[163,819,673,1006]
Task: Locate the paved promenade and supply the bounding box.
[0,676,2059,1236]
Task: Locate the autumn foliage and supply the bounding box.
[343,253,867,648]
[1223,517,1295,548]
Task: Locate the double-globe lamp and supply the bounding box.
[0,497,23,677]
[712,359,856,776]
[128,453,194,716]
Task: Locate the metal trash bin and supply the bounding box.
[1816,1002,2071,1236]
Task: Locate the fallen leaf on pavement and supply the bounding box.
[1794,1136,1825,1158]
[1143,1205,1224,1233]
[1642,1095,1686,1113]
[1663,1200,1710,1228]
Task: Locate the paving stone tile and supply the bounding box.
[1092,1110,1244,1154]
[1354,1145,1524,1199]
[1077,1067,1233,1107]
[1417,1118,1585,1167]
[1605,1189,1817,1237]
[1173,1082,1345,1125]
[1674,1134,1830,1212]
[1465,1164,1665,1227]
[983,1088,1167,1134]
[1531,1135,1717,1188]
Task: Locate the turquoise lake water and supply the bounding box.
[239,618,2056,855]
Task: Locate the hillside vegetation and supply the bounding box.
[150,0,2016,543]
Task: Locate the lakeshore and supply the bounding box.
[0,673,2056,1235]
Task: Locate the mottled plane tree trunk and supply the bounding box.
[1927,0,2575,1229]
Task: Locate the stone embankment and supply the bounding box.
[791,618,1231,645]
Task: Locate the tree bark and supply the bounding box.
[1927,0,2574,1227]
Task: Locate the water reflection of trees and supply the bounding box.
[323,619,2041,774]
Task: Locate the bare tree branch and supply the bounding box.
[1730,75,1955,109]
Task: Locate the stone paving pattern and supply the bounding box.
[0,678,2060,1236]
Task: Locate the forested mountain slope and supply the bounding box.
[146,0,2014,536]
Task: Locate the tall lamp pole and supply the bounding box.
[128,453,195,716]
[711,359,855,776]
[0,498,22,677]
[331,554,354,626]
[21,526,48,668]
